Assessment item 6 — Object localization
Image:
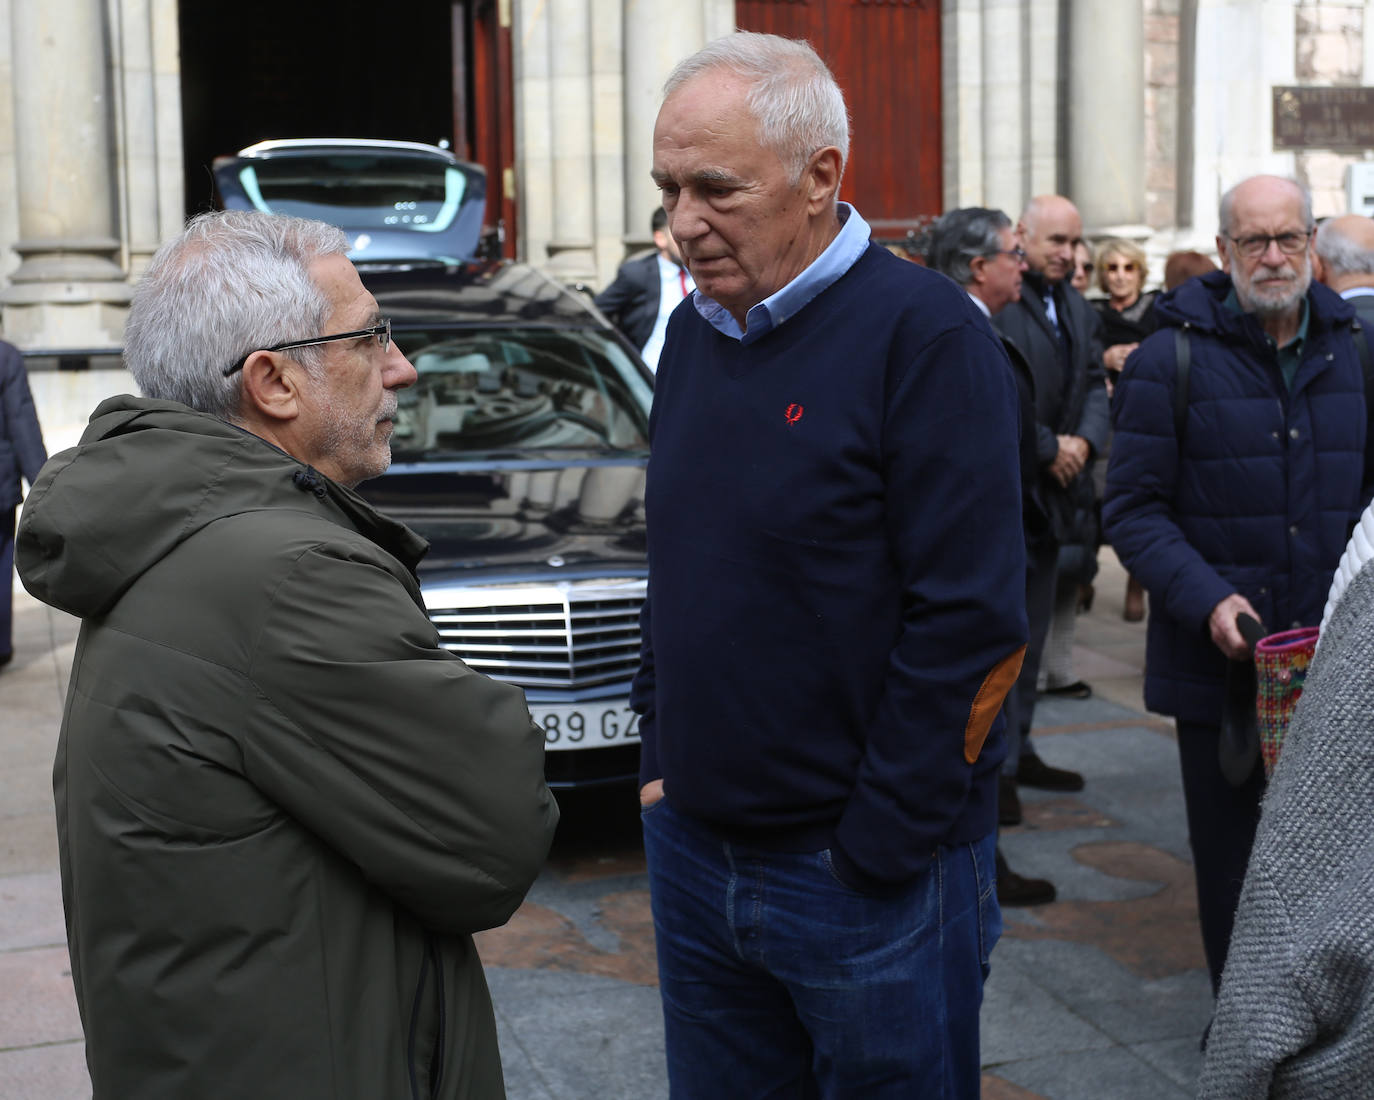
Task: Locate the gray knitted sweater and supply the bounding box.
[1198,557,1374,1098]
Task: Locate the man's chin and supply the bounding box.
[1239,283,1306,317]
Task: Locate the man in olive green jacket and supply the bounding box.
[16,210,559,1100]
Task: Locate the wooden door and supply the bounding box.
[469,0,518,258]
[735,0,943,241]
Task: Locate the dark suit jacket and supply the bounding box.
[0,340,47,513]
[1344,289,1374,338]
[594,252,661,351]
[994,276,1109,545]
[999,332,1051,549]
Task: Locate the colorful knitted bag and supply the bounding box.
[1253,626,1320,779]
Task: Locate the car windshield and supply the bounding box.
[390,328,652,457]
[232,154,470,234]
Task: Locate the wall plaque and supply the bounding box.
[1273,86,1374,150]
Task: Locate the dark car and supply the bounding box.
[214,139,489,266]
[356,261,652,788]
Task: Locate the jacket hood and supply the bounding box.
[1153,269,1355,341]
[17,395,427,618]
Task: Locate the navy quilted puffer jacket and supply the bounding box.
[1103,270,1374,724]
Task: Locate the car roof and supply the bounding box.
[361,261,612,330]
[229,138,467,163]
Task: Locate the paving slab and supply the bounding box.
[991,1045,1193,1100]
[0,946,84,1049]
[0,871,66,951]
[0,1043,90,1100]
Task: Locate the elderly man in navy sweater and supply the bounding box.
[631,32,1028,1099]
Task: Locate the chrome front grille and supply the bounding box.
[423,578,646,690]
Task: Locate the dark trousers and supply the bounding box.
[1,507,13,656]
[1002,536,1059,775]
[1175,720,1265,995]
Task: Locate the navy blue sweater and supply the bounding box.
[630,243,1028,891]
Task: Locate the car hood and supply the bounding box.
[356,456,647,581]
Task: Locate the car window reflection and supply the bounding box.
[391,329,652,456]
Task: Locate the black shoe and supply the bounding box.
[0,651,11,670]
[998,774,1022,826]
[1016,754,1085,791]
[995,850,1057,906]
[1042,679,1092,699]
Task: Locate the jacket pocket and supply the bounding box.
[1214,564,1278,634]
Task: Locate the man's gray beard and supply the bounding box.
[319,391,397,488]
[1234,265,1311,319]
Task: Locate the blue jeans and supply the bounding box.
[641,798,1000,1099]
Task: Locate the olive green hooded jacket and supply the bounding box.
[17,396,559,1100]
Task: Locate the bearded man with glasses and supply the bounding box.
[1104,175,1374,1004]
[14,209,558,1099]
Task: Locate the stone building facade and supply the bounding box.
[4,0,1374,445]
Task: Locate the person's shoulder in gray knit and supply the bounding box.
[1198,540,1374,1098]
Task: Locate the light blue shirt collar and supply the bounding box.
[1341,286,1374,299]
[692,203,872,344]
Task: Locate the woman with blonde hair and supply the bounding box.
[1094,238,1157,378]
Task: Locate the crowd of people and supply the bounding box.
[6,24,1374,1100]
[913,173,1374,1096]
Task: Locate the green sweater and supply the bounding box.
[17,396,558,1100]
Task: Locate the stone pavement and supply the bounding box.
[0,548,1214,1099]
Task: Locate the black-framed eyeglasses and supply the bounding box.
[1225,230,1313,259]
[223,318,392,376]
[989,245,1026,263]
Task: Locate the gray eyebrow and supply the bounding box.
[651,167,745,187]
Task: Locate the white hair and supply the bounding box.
[124,210,351,420]
[664,32,850,185]
[1315,219,1374,277]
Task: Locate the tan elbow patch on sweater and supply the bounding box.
[965,645,1026,764]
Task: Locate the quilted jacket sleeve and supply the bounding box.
[1102,330,1234,632]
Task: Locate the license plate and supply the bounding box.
[534,701,640,751]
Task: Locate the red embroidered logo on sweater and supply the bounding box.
[785,403,804,425]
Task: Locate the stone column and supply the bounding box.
[2,0,132,347]
[1190,0,1296,237]
[515,2,555,271]
[1068,0,1148,235]
[1025,0,1059,196]
[982,0,1027,219]
[111,0,185,278]
[618,0,732,281]
[623,0,702,257]
[542,0,598,285]
[590,0,625,288]
[940,0,985,210]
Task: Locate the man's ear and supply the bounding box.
[239,351,301,424]
[1311,249,1328,286]
[1215,236,1233,275]
[803,146,843,213]
[967,254,989,289]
